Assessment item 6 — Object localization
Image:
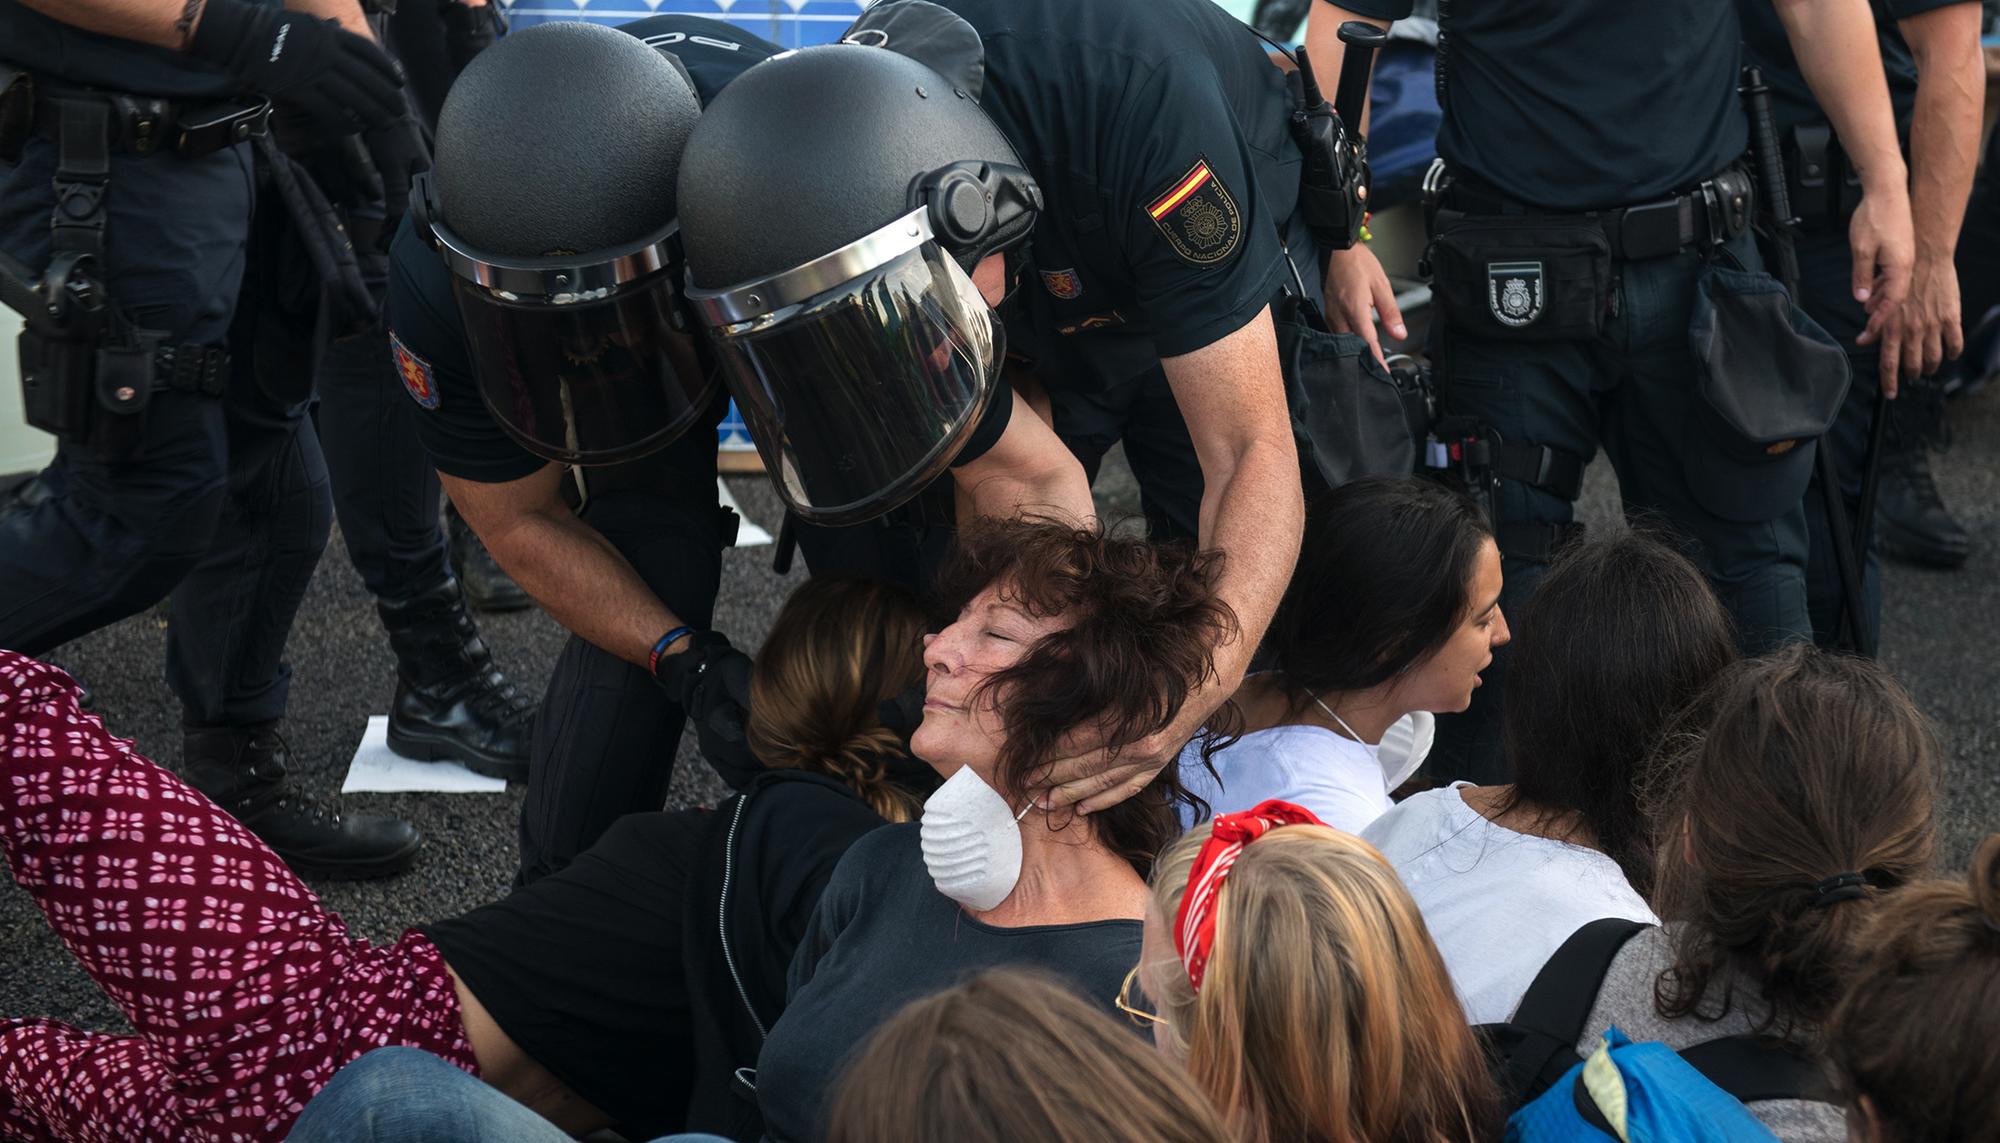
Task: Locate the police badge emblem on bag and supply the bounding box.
[1488,261,1545,327]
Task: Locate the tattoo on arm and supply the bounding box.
[174,0,207,50]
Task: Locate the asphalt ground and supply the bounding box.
[3,392,1997,1032]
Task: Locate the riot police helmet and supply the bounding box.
[416,21,711,467]
[678,30,1041,526]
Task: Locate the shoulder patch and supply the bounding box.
[1143,156,1242,267]
[390,328,440,411]
[1039,267,1084,300]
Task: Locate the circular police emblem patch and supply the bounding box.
[1181,198,1228,249]
[1487,261,1546,328]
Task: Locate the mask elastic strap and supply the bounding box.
[1311,692,1376,751]
[1013,801,1034,823]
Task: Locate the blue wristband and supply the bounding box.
[649,626,696,676]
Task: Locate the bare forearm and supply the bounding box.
[16,0,206,49]
[284,0,374,38]
[478,507,688,670]
[1302,4,1391,133]
[1774,0,1909,191]
[1903,6,1984,259]
[1197,440,1303,695]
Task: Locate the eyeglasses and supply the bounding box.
[1115,964,1167,1028]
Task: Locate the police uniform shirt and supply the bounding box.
[385,16,777,483]
[0,0,276,97]
[1432,0,1750,211]
[1737,0,1963,137]
[935,0,1302,392]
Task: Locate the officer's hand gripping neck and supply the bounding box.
[189,0,406,137]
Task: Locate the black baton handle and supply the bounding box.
[1332,21,1388,139]
[1740,67,1795,230]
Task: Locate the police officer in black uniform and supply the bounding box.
[1302,0,1918,781]
[1740,0,1984,641]
[386,16,838,881]
[678,0,1346,810]
[0,0,423,877]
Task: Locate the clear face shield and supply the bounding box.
[688,208,1004,525]
[417,175,718,467]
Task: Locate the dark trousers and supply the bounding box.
[1431,231,1814,784]
[1053,367,1206,542]
[516,422,727,884]
[1791,225,1884,648]
[314,320,451,602]
[0,140,332,728]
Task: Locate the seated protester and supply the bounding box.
[1362,533,1737,1023]
[1180,477,1505,832]
[1560,646,1939,1143]
[0,578,931,1143]
[825,968,1235,1143]
[1825,836,1999,1143]
[755,518,1232,1143]
[288,1047,731,1143]
[1138,803,1502,1142]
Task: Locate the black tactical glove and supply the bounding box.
[439,0,504,74]
[190,0,406,137]
[654,630,760,791]
[362,112,431,249]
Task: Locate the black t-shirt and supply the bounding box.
[385,15,777,483]
[422,775,886,1140]
[1738,0,1965,138]
[936,0,1302,391]
[0,0,258,97]
[756,824,1145,1143]
[1435,0,1750,210]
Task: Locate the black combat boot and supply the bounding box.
[181,724,423,880]
[1876,381,1969,570]
[446,501,531,613]
[377,576,537,781]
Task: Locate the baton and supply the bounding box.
[1332,20,1388,142]
[1741,66,1876,655]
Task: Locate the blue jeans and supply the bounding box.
[286,1047,728,1143]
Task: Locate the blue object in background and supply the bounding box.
[496,0,869,49]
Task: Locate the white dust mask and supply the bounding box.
[919,765,1031,911]
[1377,711,1435,790]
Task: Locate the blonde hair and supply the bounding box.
[827,968,1235,1143]
[1148,824,1501,1143]
[745,577,928,822]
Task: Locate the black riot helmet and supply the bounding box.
[678,33,1042,526]
[414,21,711,467]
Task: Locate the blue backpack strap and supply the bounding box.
[1480,918,1651,1108]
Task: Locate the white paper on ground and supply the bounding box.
[341,715,509,794]
[717,477,773,546]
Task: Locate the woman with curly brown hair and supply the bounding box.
[753,517,1236,1143]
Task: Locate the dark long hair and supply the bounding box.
[1647,645,1939,1037]
[1498,532,1736,893]
[933,517,1238,878]
[1271,476,1492,714]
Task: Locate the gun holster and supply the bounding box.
[5,90,232,461]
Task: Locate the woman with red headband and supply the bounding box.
[1128,800,1504,1143]
[754,518,1236,1143]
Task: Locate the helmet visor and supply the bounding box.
[706,241,999,525]
[451,268,715,467]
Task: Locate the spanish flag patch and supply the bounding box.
[1143,156,1242,266]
